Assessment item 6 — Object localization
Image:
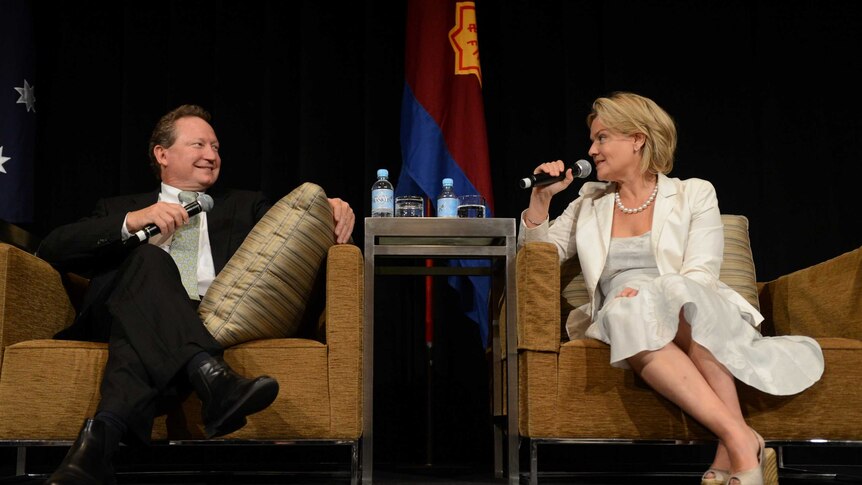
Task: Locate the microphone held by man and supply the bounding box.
[519,159,592,189]
[124,194,215,246]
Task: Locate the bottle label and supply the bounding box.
[437,198,458,218]
[372,189,393,212]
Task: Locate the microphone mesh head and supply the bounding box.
[198,194,215,212]
[574,159,592,178]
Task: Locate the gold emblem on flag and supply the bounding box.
[449,1,482,86]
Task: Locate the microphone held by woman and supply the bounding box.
[519,159,592,189]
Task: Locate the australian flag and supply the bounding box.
[0,0,37,223]
[398,0,494,346]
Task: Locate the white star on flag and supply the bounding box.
[1,1,36,223]
[0,146,10,174]
[15,79,36,113]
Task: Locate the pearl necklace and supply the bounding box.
[615,181,659,214]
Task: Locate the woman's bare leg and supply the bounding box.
[627,338,759,475]
[672,309,747,474]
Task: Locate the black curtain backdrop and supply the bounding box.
[25,0,862,471]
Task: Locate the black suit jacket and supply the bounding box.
[38,186,271,339]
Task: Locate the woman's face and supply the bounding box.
[588,117,640,183]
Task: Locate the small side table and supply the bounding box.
[362,217,519,484]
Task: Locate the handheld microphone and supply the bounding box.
[126,194,215,245]
[519,159,592,189]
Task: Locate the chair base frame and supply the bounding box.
[2,438,361,485]
[523,437,862,485]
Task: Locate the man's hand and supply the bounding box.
[328,198,355,244]
[126,202,190,237]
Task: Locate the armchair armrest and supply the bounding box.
[0,243,76,366]
[516,242,562,352]
[758,246,862,339]
[324,244,364,436]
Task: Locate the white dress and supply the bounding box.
[590,231,824,396]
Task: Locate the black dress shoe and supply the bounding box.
[45,418,116,485]
[190,356,279,438]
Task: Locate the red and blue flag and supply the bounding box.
[398,0,494,345]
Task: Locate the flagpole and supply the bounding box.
[424,196,434,466]
[424,257,434,467]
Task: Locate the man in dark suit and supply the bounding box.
[37,104,355,485]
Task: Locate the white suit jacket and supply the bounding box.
[518,173,763,339]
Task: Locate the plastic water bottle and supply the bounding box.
[371,169,394,217]
[436,178,458,218]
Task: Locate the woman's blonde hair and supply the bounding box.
[586,92,677,175]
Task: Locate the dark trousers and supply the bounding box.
[78,244,222,444]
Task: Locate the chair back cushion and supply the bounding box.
[758,245,862,339]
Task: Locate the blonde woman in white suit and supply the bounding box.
[517,92,823,485]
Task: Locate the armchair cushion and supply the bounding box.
[199,182,335,347]
[758,245,862,339]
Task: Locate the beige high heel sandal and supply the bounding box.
[728,430,779,485]
[701,467,730,485]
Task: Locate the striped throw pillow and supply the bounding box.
[199,182,335,347]
[719,214,759,311]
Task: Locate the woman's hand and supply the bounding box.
[523,159,574,227]
[531,160,574,197]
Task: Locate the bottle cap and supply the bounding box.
[377,169,389,178]
[442,178,453,186]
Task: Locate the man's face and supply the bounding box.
[156,116,221,191]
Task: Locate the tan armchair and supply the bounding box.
[0,242,364,482]
[514,215,862,482]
